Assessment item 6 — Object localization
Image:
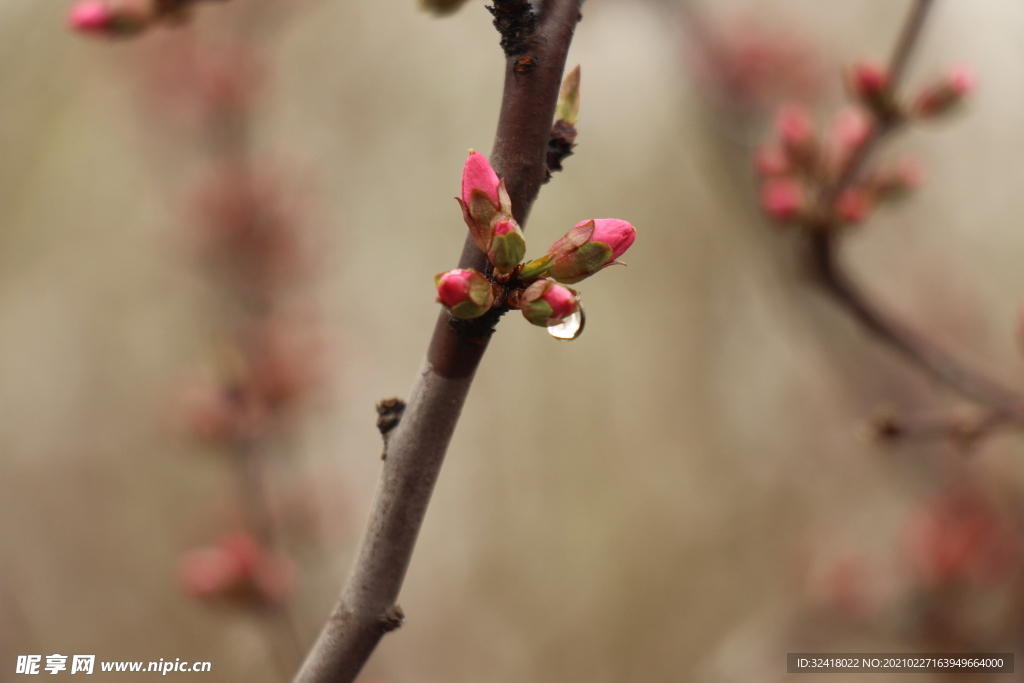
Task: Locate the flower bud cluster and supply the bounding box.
[755,63,972,231]
[437,151,635,335]
[151,27,322,616]
[456,151,527,279]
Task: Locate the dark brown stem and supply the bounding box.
[292,3,583,681]
[888,0,934,90]
[806,0,1024,417]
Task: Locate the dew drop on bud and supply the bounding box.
[546,304,585,341]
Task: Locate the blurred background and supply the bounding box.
[4,0,1024,680]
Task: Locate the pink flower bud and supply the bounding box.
[913,65,976,118]
[592,219,635,260]
[834,187,873,224]
[68,0,149,37]
[434,268,495,320]
[69,0,112,32]
[177,533,296,605]
[902,489,1019,588]
[832,107,872,151]
[948,65,977,96]
[775,104,815,151]
[871,158,925,200]
[760,178,804,222]
[754,145,791,177]
[520,279,580,327]
[486,221,526,277]
[455,150,522,274]
[461,150,500,208]
[493,219,516,236]
[545,219,636,285]
[848,61,889,98]
[830,108,874,171]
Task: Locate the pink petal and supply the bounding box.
[435,269,472,308]
[68,0,111,31]
[461,151,500,207]
[948,65,976,95]
[760,178,803,220]
[493,219,516,236]
[590,219,636,259]
[543,284,578,320]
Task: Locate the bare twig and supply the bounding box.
[869,405,1016,446]
[888,0,934,90]
[292,3,584,681]
[805,0,1024,418]
[808,233,1024,412]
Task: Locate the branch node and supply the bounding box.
[376,398,406,460]
[513,54,539,75]
[447,300,508,340]
[486,0,538,56]
[379,605,405,633]
[544,119,577,183]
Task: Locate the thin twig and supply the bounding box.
[808,233,1024,412]
[869,406,1016,445]
[888,0,934,90]
[827,0,931,201]
[806,0,1024,417]
[292,3,584,681]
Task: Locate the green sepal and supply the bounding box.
[550,219,595,254]
[449,300,488,319]
[549,241,613,284]
[487,230,526,275]
[522,299,554,327]
[464,188,499,252]
[518,253,556,280]
[469,188,499,228]
[497,179,513,217]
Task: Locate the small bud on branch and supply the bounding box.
[913,65,976,118]
[520,279,580,327]
[434,269,496,320]
[555,65,581,126]
[544,218,636,284]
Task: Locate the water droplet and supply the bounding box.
[546,304,585,341]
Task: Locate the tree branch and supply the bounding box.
[869,405,1015,446]
[804,0,1024,417]
[808,233,1024,411]
[825,0,932,202]
[291,3,583,681]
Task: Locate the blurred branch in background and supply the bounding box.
[692,3,1024,679]
[88,0,334,677]
[751,0,1024,448]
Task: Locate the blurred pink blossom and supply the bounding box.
[687,17,826,111]
[177,532,296,605]
[902,488,1021,588]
